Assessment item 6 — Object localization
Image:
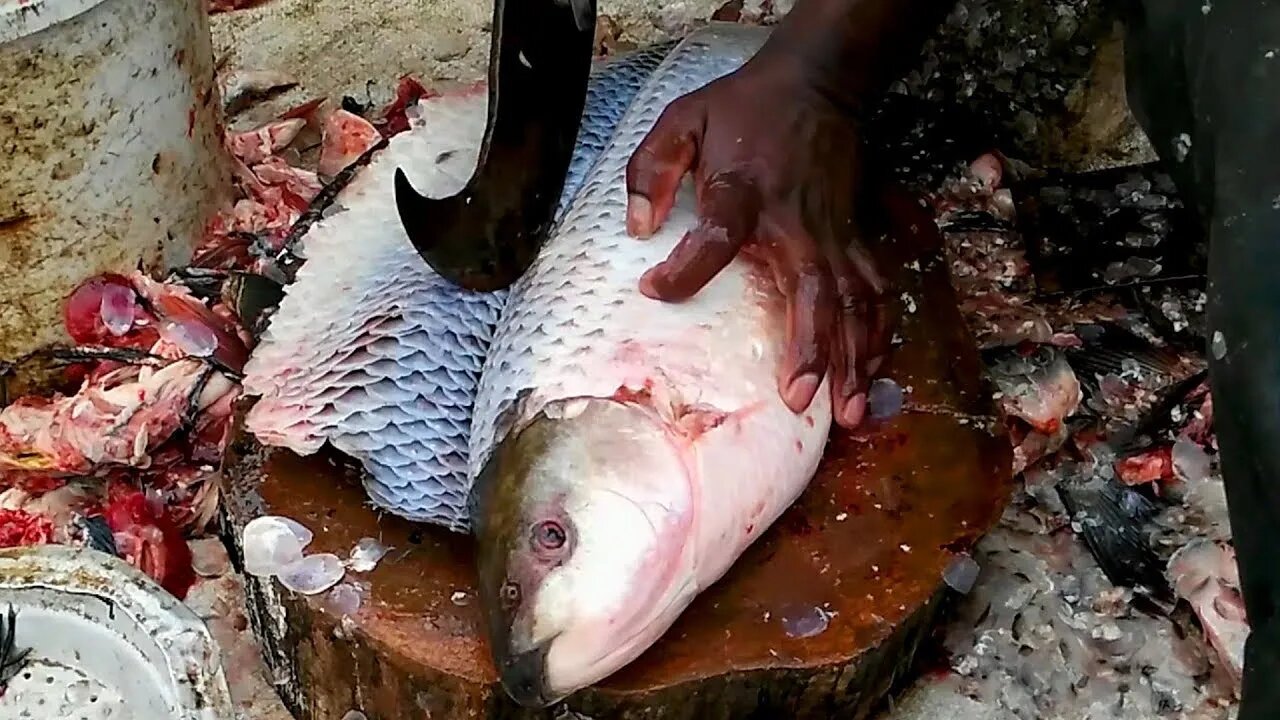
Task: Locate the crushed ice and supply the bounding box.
[780,605,834,639]
[242,515,314,577]
[327,582,364,616]
[943,554,981,594]
[278,553,345,595]
[348,537,389,573]
[242,515,348,594]
[867,378,905,420]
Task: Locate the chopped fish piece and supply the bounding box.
[318,109,382,177]
[1169,540,1249,684]
[0,359,231,476]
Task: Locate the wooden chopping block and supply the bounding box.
[223,189,1014,720]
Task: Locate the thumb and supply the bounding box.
[626,97,700,238]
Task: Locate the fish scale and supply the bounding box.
[243,43,673,532]
[469,25,834,700]
[470,25,778,476]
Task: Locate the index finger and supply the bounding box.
[626,99,700,238]
[639,171,760,301]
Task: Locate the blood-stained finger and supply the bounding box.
[626,97,701,238]
[827,242,869,428]
[639,170,759,301]
[762,212,836,414]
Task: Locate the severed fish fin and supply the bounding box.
[77,515,121,557]
[1057,468,1171,598]
[0,606,30,687]
[1065,323,1197,388]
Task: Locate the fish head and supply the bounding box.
[473,398,695,707]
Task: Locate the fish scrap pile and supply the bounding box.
[898,155,1241,718]
[0,69,432,600]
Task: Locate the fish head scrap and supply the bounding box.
[472,397,697,706]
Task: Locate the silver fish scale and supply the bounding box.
[243,43,676,532]
[559,41,676,218]
[470,24,770,478]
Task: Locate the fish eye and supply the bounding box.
[531,520,567,552]
[500,581,521,609]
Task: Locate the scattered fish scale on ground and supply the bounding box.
[892,156,1239,719]
[0,10,1243,717]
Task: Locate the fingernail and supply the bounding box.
[839,393,867,428]
[638,267,664,298]
[627,195,653,237]
[784,373,821,412]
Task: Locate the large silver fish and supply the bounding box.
[243,43,672,532]
[469,24,830,705]
[244,22,832,705]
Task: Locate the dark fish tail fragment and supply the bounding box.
[221,272,285,336]
[0,606,30,687]
[76,515,120,558]
[1057,468,1172,599]
[936,210,1015,234]
[47,345,168,368]
[181,363,221,433]
[1064,322,1194,387]
[1010,163,1203,296]
[394,0,599,292]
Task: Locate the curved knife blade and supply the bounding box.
[395,0,599,292]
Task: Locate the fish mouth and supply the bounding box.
[495,637,558,708]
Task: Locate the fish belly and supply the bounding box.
[242,45,672,532]
[472,23,833,586]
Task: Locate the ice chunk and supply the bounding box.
[242,516,314,577]
[64,679,95,705]
[1211,330,1227,360]
[162,318,219,358]
[780,605,833,638]
[327,583,364,616]
[943,555,981,594]
[1172,438,1212,484]
[868,378,905,420]
[348,537,389,573]
[99,285,137,336]
[278,553,345,594]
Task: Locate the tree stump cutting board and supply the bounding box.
[223,190,1014,720]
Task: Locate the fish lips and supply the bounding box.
[491,632,561,708]
[477,525,571,708]
[476,545,563,708]
[471,418,567,709]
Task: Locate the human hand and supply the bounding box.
[625,56,889,428]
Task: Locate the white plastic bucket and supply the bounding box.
[0,0,230,362]
[0,545,236,719]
